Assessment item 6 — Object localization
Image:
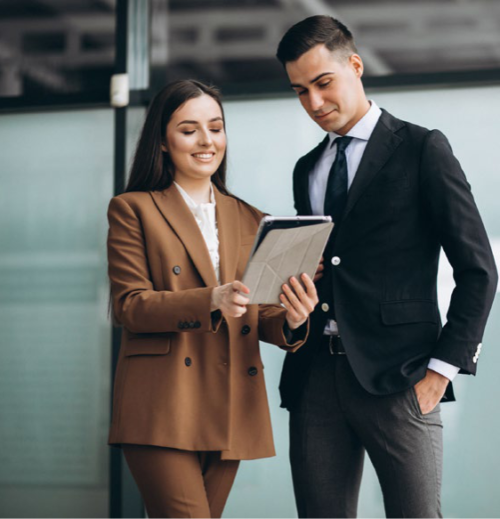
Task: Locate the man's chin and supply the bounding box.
[318,121,342,133]
[313,114,344,133]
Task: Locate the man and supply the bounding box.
[276,15,498,518]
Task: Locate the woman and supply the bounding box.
[107,79,318,518]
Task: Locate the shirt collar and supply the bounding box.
[328,100,382,146]
[174,181,215,209]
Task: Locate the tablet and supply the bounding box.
[242,216,333,304]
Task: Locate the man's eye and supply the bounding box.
[318,81,331,88]
[297,90,307,96]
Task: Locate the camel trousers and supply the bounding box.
[123,445,240,518]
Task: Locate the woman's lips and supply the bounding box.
[192,152,215,162]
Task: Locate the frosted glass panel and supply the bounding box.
[0,109,114,518]
[223,85,500,518]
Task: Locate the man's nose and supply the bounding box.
[309,91,325,112]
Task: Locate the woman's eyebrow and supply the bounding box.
[177,117,223,127]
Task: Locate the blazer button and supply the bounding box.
[185,357,192,367]
[241,325,251,335]
[248,366,258,376]
[331,256,341,266]
[321,302,329,312]
[173,266,181,275]
[194,321,201,328]
[189,322,196,328]
[178,321,184,329]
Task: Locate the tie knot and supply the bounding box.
[333,136,353,152]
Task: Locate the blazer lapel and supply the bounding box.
[214,186,241,285]
[150,186,219,287]
[296,135,330,215]
[343,110,404,221]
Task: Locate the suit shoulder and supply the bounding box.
[381,110,442,142]
[110,191,154,208]
[108,191,156,218]
[234,196,265,223]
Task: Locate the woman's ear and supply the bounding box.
[161,143,168,153]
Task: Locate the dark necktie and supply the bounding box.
[323,136,353,225]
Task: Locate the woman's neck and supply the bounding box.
[175,177,212,204]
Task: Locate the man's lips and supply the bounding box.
[315,109,337,119]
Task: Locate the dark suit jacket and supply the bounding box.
[280,109,498,409]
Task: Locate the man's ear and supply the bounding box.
[349,54,364,78]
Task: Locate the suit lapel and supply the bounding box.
[214,186,240,285]
[296,135,330,215]
[150,186,219,287]
[343,110,404,221]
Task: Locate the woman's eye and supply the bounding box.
[182,130,195,135]
[210,128,222,133]
[298,90,307,96]
[318,81,331,88]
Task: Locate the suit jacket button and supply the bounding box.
[321,303,329,312]
[178,321,184,329]
[173,266,181,275]
[331,256,341,266]
[194,321,201,328]
[241,325,251,335]
[248,366,258,376]
[189,321,196,328]
[185,357,192,367]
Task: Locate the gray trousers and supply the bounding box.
[289,343,443,518]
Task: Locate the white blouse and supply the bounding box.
[174,182,220,285]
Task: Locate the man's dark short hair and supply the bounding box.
[276,15,357,66]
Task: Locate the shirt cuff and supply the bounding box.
[428,358,460,382]
[283,321,308,345]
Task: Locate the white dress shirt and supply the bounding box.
[174,182,220,285]
[309,101,459,381]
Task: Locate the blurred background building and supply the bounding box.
[0,0,499,517]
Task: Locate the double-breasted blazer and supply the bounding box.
[107,183,306,460]
[280,109,498,409]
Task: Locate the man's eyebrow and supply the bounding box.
[290,72,335,89]
[177,117,223,126]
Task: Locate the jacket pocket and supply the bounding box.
[124,332,171,356]
[380,300,438,326]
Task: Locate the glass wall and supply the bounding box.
[222,84,500,518]
[0,109,114,518]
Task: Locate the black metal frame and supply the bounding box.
[109,1,147,518]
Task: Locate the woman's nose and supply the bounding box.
[198,129,213,146]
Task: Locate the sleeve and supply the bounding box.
[107,196,221,334]
[420,130,498,374]
[257,304,309,352]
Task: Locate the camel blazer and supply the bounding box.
[107,184,307,460]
